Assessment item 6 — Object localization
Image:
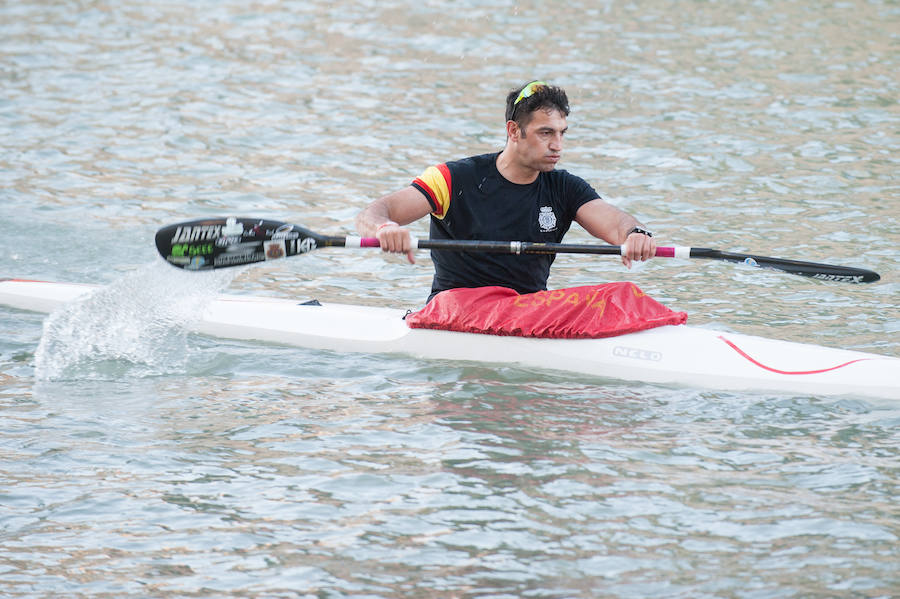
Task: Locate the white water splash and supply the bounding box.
[34,261,237,380]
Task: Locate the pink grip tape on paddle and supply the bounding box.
[655,247,692,259]
[621,246,687,259]
[354,238,419,249]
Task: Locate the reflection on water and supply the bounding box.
[1,0,899,596]
[4,360,899,596]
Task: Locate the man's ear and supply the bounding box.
[506,120,521,141]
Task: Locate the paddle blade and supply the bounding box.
[155,217,330,270]
[688,248,881,283]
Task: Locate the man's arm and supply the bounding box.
[575,198,656,268]
[355,186,433,264]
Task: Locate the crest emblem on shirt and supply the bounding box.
[538,206,557,232]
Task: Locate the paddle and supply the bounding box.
[155,217,881,283]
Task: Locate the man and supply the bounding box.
[355,80,656,301]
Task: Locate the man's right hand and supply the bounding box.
[356,187,433,264]
[375,221,416,264]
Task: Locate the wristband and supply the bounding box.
[376,221,399,232]
[627,226,653,238]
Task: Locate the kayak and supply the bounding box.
[1,278,898,402]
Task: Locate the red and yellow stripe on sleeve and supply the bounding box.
[412,164,452,219]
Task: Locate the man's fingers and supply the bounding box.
[376,227,416,263]
[622,234,656,267]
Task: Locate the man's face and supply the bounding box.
[513,108,567,172]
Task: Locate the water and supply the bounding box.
[2,0,899,597]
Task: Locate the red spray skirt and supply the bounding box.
[406,283,688,339]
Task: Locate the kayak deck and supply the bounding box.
[1,278,898,401]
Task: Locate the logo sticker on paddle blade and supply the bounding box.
[264,240,286,260]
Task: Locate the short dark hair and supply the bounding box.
[505,81,570,130]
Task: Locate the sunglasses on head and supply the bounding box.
[514,80,548,106]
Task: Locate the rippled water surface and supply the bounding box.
[2,1,899,597]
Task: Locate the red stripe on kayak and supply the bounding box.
[718,335,870,375]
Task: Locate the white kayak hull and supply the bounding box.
[1,278,898,401]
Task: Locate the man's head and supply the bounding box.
[503,81,570,174]
[505,80,570,133]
